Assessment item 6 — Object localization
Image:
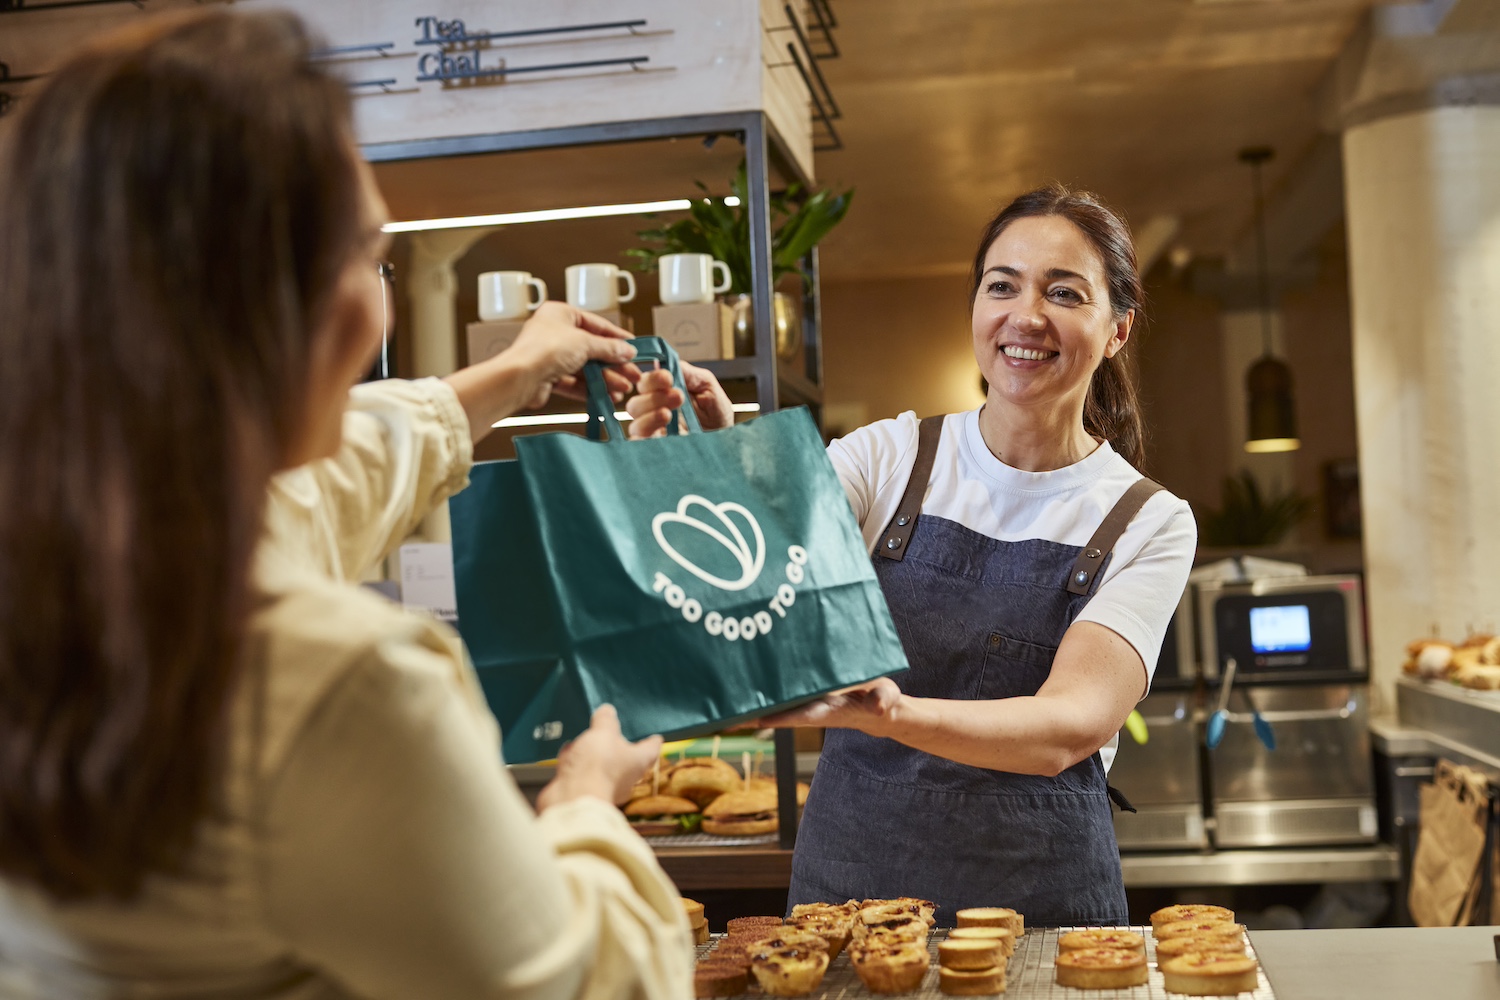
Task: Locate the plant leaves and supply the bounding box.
[1199,470,1315,547]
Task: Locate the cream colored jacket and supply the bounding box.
[0,379,693,1000]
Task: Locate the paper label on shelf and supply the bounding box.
[1359,804,1378,838]
[399,542,457,622]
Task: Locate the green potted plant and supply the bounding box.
[1199,470,1315,548]
[625,161,853,359]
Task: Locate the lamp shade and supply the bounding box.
[1245,355,1300,453]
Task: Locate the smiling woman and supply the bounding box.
[628,183,1197,927]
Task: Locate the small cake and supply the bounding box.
[790,901,858,921]
[860,901,936,928]
[1161,952,1260,995]
[948,927,1016,957]
[1155,935,1249,960]
[1054,948,1149,989]
[693,962,749,998]
[726,916,783,934]
[748,945,829,997]
[955,908,1024,937]
[1156,920,1246,943]
[939,938,1004,971]
[849,939,931,994]
[939,965,1007,995]
[1057,928,1145,953]
[1150,904,1235,933]
[748,930,831,954]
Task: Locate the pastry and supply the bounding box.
[725,916,783,934]
[938,938,1003,970]
[955,907,1023,937]
[1149,904,1234,933]
[851,913,929,943]
[790,900,858,920]
[860,900,936,928]
[749,944,829,997]
[1057,928,1145,953]
[849,938,931,994]
[1156,920,1245,944]
[948,926,1015,956]
[682,898,709,945]
[939,965,1006,995]
[745,929,831,954]
[1054,948,1149,989]
[694,962,748,998]
[1161,952,1260,995]
[1154,935,1248,960]
[785,914,851,958]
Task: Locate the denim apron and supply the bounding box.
[789,416,1161,927]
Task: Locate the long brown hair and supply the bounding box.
[969,184,1146,468]
[0,10,361,900]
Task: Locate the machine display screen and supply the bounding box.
[1249,604,1312,654]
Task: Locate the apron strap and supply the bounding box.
[1064,477,1165,595]
[874,415,944,561]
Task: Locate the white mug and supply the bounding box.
[566,263,636,312]
[478,270,547,321]
[659,253,732,305]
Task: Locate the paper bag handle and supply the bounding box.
[585,336,703,442]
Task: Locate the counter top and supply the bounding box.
[1253,925,1500,999]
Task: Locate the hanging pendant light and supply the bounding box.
[1240,146,1300,454]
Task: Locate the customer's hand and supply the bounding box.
[508,302,640,410]
[625,362,735,438]
[536,705,663,812]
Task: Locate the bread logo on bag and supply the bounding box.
[650,494,809,642]
[652,495,765,591]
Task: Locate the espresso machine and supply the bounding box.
[1197,574,1377,848]
[1111,562,1377,852]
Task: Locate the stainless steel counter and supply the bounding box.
[1252,925,1500,999]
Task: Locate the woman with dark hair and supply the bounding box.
[0,10,689,998]
[630,185,1197,926]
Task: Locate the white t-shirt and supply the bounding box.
[826,409,1197,772]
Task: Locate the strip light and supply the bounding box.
[384,196,741,233]
[494,402,759,429]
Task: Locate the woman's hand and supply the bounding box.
[755,678,903,735]
[625,362,735,438]
[536,705,664,812]
[446,303,640,444]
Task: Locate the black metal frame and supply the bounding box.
[362,109,822,849]
[0,0,141,12]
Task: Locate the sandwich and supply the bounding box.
[702,787,778,835]
[666,757,745,806]
[622,795,701,836]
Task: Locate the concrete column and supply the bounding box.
[1343,105,1500,707]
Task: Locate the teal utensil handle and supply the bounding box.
[585,336,704,442]
[1206,710,1227,749]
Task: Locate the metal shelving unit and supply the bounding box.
[364,109,823,849]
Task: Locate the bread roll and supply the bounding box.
[1054,948,1148,989]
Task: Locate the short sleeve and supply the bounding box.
[1071,500,1196,690]
[259,638,692,1000]
[825,413,922,535]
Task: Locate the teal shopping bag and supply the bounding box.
[450,337,908,763]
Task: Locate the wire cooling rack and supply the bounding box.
[645,832,780,848]
[696,926,1275,999]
